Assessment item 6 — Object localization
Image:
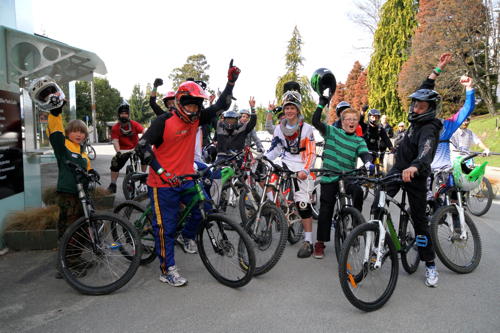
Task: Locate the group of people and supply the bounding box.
[30,53,491,289]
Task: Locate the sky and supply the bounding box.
[32,0,373,109]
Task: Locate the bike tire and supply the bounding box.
[241,204,288,276]
[113,200,157,265]
[334,206,366,262]
[58,212,141,295]
[400,213,420,274]
[338,222,399,312]
[465,177,493,217]
[122,172,148,201]
[197,213,255,288]
[133,192,150,206]
[239,186,262,225]
[311,180,321,220]
[86,144,96,160]
[430,205,482,273]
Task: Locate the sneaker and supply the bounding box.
[159,265,188,287]
[177,234,197,254]
[107,183,117,194]
[425,266,439,287]
[313,241,325,259]
[297,241,314,258]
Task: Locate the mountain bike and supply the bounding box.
[428,153,483,274]
[114,163,256,288]
[59,161,142,295]
[310,167,367,261]
[338,173,420,312]
[82,138,96,160]
[122,149,148,200]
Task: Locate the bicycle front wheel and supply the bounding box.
[430,205,482,273]
[334,206,366,262]
[86,144,96,160]
[58,212,142,295]
[400,213,420,274]
[242,204,288,276]
[113,200,156,265]
[465,177,493,217]
[197,213,255,288]
[338,223,399,312]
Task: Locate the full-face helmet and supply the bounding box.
[407,89,441,123]
[28,75,65,111]
[174,81,209,123]
[452,156,488,192]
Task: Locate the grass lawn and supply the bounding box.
[468,113,500,167]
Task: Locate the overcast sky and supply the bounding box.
[33,0,372,109]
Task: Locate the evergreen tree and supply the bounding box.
[367,0,418,123]
[168,54,213,94]
[275,26,317,124]
[75,77,122,123]
[128,83,154,126]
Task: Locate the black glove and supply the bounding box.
[88,169,100,182]
[227,59,241,83]
[389,147,396,154]
[319,96,329,108]
[114,151,122,159]
[154,78,163,88]
[50,100,67,117]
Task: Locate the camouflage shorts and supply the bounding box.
[57,192,83,241]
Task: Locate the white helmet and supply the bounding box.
[239,109,251,117]
[28,75,65,111]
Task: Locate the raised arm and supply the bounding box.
[311,96,328,136]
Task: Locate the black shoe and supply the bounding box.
[107,183,117,194]
[297,241,314,258]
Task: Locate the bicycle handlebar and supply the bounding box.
[310,167,366,177]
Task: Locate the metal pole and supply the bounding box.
[91,73,97,143]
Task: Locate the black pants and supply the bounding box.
[317,180,363,242]
[370,170,435,262]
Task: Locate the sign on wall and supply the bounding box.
[0,90,24,200]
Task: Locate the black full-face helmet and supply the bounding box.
[407,89,441,123]
[368,108,381,125]
[311,68,337,102]
[336,101,351,118]
[222,110,240,131]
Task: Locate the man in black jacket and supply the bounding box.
[370,53,450,288]
[379,114,394,164]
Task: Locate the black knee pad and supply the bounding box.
[296,202,312,219]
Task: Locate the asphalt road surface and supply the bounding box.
[1,143,499,332]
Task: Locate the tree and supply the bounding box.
[128,83,154,126]
[275,26,317,124]
[75,77,122,123]
[400,0,499,117]
[347,0,385,52]
[168,54,213,93]
[255,105,268,132]
[352,69,369,111]
[367,0,418,124]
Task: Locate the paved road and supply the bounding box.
[1,143,499,332]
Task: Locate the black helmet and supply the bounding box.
[273,106,284,119]
[117,104,130,123]
[368,109,381,125]
[311,68,337,100]
[187,77,208,91]
[336,101,351,118]
[407,89,441,123]
[284,81,301,94]
[222,110,240,131]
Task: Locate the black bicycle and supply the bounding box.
[122,150,148,200]
[58,161,142,295]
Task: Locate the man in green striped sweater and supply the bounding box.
[311,96,374,259]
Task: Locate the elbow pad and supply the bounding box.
[136,139,155,165]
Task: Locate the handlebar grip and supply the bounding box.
[462,153,479,163]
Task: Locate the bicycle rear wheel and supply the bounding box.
[465,177,493,217]
[58,212,141,295]
[334,206,366,262]
[113,201,156,265]
[86,144,96,160]
[338,223,399,312]
[241,204,288,276]
[400,213,420,274]
[197,213,255,287]
[430,205,482,273]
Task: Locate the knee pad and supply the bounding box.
[296,202,312,219]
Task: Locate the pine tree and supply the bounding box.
[275,26,317,124]
[367,0,418,124]
[128,84,154,126]
[329,82,346,124]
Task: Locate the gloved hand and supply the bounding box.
[88,169,100,182]
[227,59,241,83]
[319,96,329,107]
[154,78,163,88]
[111,152,122,166]
[114,151,122,159]
[389,147,396,154]
[365,161,375,176]
[159,173,180,187]
[483,148,491,157]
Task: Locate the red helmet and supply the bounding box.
[163,91,175,101]
[174,82,208,123]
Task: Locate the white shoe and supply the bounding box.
[425,266,439,288]
[177,234,197,254]
[159,265,188,287]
